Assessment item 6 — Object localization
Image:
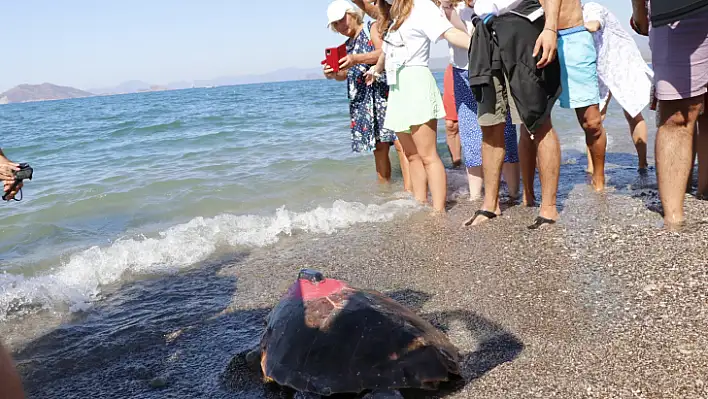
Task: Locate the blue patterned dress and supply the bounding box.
[345,22,396,153]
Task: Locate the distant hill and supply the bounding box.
[191,67,325,88]
[0,83,93,104]
[89,80,153,95]
[87,68,325,95]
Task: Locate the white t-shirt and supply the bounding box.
[447,2,475,70]
[473,0,523,17]
[383,0,454,68]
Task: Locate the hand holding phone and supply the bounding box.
[338,55,357,71]
[323,44,348,72]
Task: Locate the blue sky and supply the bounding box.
[0,0,636,92]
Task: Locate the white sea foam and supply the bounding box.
[0,198,420,320]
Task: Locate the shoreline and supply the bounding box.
[9,164,708,398]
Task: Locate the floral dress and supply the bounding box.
[346,21,396,153]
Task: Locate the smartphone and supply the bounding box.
[323,44,348,72]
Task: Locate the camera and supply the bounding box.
[3,163,33,201]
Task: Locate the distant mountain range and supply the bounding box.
[88,67,327,95]
[0,83,93,104]
[1,41,653,104]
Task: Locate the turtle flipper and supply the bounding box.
[245,348,262,371]
[223,346,265,390]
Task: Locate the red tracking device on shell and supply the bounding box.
[321,44,348,72]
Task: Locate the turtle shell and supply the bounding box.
[258,271,460,396]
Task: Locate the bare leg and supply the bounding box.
[688,128,698,192]
[535,119,562,221]
[587,94,611,174]
[445,119,462,168]
[502,162,520,199]
[519,125,537,206]
[623,110,649,170]
[697,101,708,197]
[576,104,607,191]
[467,166,483,200]
[0,341,25,399]
[393,139,412,192]
[396,133,428,205]
[373,142,392,183]
[411,119,448,212]
[469,123,506,225]
[655,96,703,226]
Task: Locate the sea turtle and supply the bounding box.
[231,269,461,397]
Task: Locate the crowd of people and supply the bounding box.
[323,0,708,228]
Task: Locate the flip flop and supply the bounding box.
[463,210,498,227]
[527,216,556,230]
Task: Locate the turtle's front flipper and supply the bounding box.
[222,346,264,390]
[361,390,403,399]
[245,348,262,371]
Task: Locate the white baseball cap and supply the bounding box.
[327,0,355,28]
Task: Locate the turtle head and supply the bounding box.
[298,269,325,284]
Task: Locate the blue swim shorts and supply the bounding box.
[557,27,600,109]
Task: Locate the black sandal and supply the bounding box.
[527,216,556,230]
[463,210,498,226]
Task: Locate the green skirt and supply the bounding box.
[383,66,446,133]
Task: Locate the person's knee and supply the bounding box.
[418,151,439,165]
[582,113,604,140]
[405,152,421,164]
[530,119,553,138]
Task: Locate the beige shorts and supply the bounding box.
[477,70,522,127]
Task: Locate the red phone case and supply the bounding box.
[322,44,348,73]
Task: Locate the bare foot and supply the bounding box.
[663,210,685,228]
[429,208,447,217]
[592,175,605,191]
[538,205,559,222]
[663,217,686,231]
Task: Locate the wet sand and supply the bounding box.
[9,163,708,398]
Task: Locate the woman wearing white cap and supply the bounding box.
[324,0,412,191]
[366,0,472,213]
